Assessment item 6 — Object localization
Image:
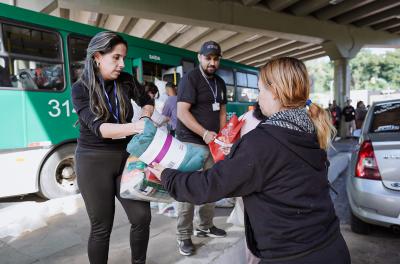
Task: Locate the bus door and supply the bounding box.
[132,58,143,83]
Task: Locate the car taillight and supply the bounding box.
[355,140,382,180]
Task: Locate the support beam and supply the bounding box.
[301,53,327,61]
[97,14,108,28]
[252,46,325,67]
[334,0,400,25]
[7,0,54,12]
[169,26,210,48]
[388,25,400,34]
[59,8,70,19]
[296,51,326,60]
[266,0,300,12]
[70,10,91,24]
[244,42,315,65]
[275,45,322,58]
[128,18,158,38]
[185,30,237,52]
[241,0,261,6]
[372,19,400,31]
[334,59,350,103]
[103,15,125,32]
[354,6,400,27]
[322,41,361,60]
[150,23,184,43]
[219,33,255,52]
[231,39,296,63]
[58,0,400,48]
[289,0,331,16]
[223,36,276,59]
[87,12,100,26]
[314,0,373,20]
[40,0,58,14]
[123,18,138,34]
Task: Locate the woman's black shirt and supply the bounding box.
[71,72,153,151]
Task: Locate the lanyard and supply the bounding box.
[199,66,218,103]
[102,80,120,123]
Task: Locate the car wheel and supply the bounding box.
[39,144,79,199]
[350,212,371,234]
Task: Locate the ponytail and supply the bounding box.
[307,102,336,150]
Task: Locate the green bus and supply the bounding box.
[0,3,259,199]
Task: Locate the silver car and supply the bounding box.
[347,99,400,234]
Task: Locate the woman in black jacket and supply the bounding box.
[71,31,154,264]
[150,57,351,263]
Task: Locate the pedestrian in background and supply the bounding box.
[355,100,367,129]
[173,40,228,256]
[342,99,356,137]
[162,82,178,136]
[331,100,341,132]
[150,57,351,264]
[71,31,154,264]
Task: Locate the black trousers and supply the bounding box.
[75,146,151,264]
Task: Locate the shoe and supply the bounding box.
[195,226,227,238]
[177,238,195,256]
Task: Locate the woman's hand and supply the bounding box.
[141,105,154,118]
[148,162,166,180]
[131,119,145,134]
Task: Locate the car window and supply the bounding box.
[370,102,400,133]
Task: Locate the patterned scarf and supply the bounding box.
[263,108,315,134]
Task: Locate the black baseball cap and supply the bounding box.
[199,41,222,56]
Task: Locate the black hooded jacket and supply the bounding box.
[161,123,340,261]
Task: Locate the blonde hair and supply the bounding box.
[259,57,336,150]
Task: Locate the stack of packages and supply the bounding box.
[120,119,208,203]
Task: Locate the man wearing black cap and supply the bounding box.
[175,40,227,256]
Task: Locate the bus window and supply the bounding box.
[1,23,64,91]
[236,71,247,87]
[247,73,258,88]
[0,57,12,87]
[217,68,234,85]
[68,35,90,84]
[237,87,258,103]
[226,85,235,102]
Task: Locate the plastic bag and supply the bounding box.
[120,156,173,203]
[127,119,208,172]
[209,114,245,162]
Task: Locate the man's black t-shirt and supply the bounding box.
[176,67,227,145]
[342,105,355,122]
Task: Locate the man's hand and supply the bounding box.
[203,130,217,144]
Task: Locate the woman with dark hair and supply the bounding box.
[150,57,350,263]
[71,31,154,264]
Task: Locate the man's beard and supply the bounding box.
[204,66,216,76]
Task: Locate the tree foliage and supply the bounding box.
[305,49,400,92]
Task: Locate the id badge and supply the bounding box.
[212,102,220,111]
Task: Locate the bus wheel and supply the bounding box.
[39,144,79,199]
